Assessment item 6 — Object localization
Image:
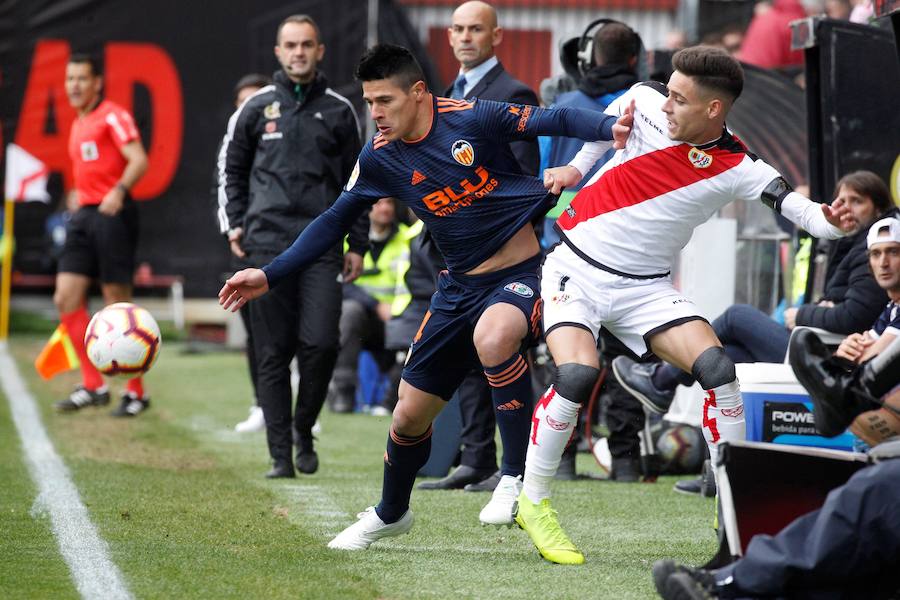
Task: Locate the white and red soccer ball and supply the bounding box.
[84,302,161,376]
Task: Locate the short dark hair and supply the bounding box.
[68,53,102,77]
[835,170,893,215]
[593,22,639,66]
[232,73,271,102]
[276,14,321,45]
[671,46,743,101]
[355,44,426,90]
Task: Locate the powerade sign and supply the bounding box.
[743,392,856,451]
[764,401,817,439]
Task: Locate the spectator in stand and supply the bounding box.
[328,198,409,415]
[738,0,823,70]
[664,29,688,51]
[850,0,875,23]
[213,73,272,433]
[825,0,852,19]
[53,53,150,416]
[614,170,895,415]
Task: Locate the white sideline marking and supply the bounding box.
[0,342,132,600]
[283,483,349,531]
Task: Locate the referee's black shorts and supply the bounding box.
[58,200,138,284]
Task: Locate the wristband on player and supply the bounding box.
[116,182,129,194]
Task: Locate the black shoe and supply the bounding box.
[612,356,675,415]
[331,395,355,414]
[417,465,494,490]
[54,386,110,412]
[464,470,501,492]
[610,457,639,482]
[675,460,717,496]
[327,383,356,414]
[296,450,319,474]
[266,458,295,479]
[664,570,721,599]
[653,560,722,599]
[789,329,871,436]
[652,560,682,596]
[555,446,577,481]
[110,392,150,417]
[674,477,703,495]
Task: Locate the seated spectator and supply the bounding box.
[833,216,900,368]
[737,0,822,70]
[328,198,410,413]
[613,171,896,414]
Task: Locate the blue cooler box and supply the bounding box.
[738,363,857,451]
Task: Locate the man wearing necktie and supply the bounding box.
[417,0,542,496]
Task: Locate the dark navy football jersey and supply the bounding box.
[264,96,616,285]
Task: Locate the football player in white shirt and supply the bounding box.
[515,46,855,565]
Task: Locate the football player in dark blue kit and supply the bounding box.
[219,44,633,551]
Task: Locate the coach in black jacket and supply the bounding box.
[219,15,366,478]
[418,1,541,493]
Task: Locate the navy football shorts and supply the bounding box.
[401,253,543,401]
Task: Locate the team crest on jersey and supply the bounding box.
[688,147,713,169]
[451,140,475,166]
[504,282,533,297]
[345,159,360,191]
[80,141,99,162]
[264,101,281,119]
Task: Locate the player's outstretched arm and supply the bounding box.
[781,191,853,239]
[219,268,269,312]
[759,176,853,240]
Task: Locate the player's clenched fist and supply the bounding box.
[612,99,635,149]
[543,165,582,195]
[219,268,269,312]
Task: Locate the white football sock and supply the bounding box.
[522,386,580,504]
[701,379,745,478]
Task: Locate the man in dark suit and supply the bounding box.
[418,0,541,494]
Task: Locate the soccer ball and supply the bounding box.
[85,302,161,377]
[654,424,707,474]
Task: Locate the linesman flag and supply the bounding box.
[4,143,50,202]
[34,324,80,379]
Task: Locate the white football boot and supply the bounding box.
[327,507,413,550]
[478,475,523,527]
[234,405,265,433]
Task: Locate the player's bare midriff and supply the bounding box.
[465,224,540,275]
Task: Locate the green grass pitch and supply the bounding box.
[1,334,717,599]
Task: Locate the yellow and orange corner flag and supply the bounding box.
[34,324,80,380]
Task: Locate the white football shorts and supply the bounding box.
[541,243,707,357]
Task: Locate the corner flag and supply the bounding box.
[4,143,50,202]
[1,143,51,341]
